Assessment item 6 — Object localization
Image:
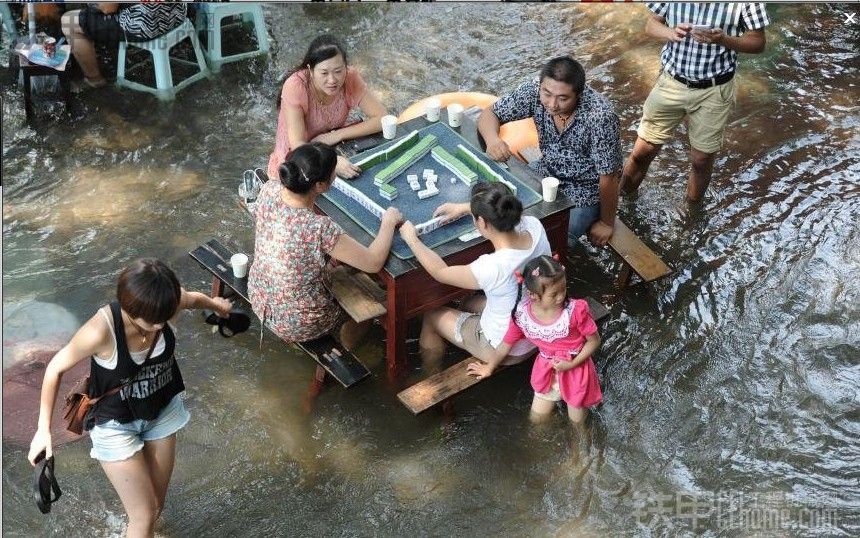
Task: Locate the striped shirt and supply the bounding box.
[119,3,187,42]
[647,2,769,81]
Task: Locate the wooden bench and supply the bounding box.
[189,238,380,388]
[397,296,610,415]
[518,145,671,288]
[327,265,387,323]
[607,217,671,288]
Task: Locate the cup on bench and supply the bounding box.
[230,253,249,279]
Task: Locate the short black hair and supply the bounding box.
[540,56,585,95]
[278,142,338,194]
[116,259,182,323]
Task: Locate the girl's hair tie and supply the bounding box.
[551,253,560,262]
[514,271,524,284]
[531,267,540,277]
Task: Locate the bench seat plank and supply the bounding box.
[328,266,387,323]
[607,218,671,283]
[397,296,610,414]
[189,239,370,388]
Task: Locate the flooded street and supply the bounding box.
[2,3,858,536]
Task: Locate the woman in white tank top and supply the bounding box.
[400,182,551,364]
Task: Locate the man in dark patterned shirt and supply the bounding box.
[621,2,769,202]
[478,56,622,247]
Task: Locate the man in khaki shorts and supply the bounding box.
[621,2,769,202]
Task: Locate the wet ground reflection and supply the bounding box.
[3,3,859,536]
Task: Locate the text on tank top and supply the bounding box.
[86,302,185,428]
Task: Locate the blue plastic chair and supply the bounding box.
[116,19,210,101]
[195,3,269,73]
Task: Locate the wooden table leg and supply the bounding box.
[384,277,408,383]
[59,72,72,114]
[544,209,571,262]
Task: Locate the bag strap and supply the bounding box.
[90,329,162,405]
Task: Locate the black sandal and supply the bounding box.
[203,308,251,338]
[33,451,62,514]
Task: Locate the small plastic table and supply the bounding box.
[16,45,72,120]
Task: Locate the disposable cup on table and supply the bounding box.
[43,37,56,58]
[381,115,398,139]
[447,103,464,128]
[230,253,249,279]
[425,98,441,122]
[541,177,560,202]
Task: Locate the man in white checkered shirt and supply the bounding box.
[621,2,769,202]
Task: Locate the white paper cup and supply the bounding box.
[541,177,560,202]
[381,115,398,139]
[425,98,441,122]
[447,103,464,128]
[230,253,249,279]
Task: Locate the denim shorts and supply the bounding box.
[89,394,190,462]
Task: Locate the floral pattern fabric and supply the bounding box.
[492,79,623,208]
[248,181,345,343]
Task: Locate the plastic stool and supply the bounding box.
[195,3,269,73]
[116,19,210,101]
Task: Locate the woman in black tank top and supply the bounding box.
[27,259,231,537]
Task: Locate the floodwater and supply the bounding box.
[2,3,859,536]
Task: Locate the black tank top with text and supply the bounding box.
[86,302,185,429]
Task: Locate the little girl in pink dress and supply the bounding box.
[468,254,602,423]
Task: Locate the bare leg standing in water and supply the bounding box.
[100,436,177,537]
[621,5,768,201]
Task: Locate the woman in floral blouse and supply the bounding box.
[249,142,402,346]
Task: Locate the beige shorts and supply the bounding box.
[637,71,737,154]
